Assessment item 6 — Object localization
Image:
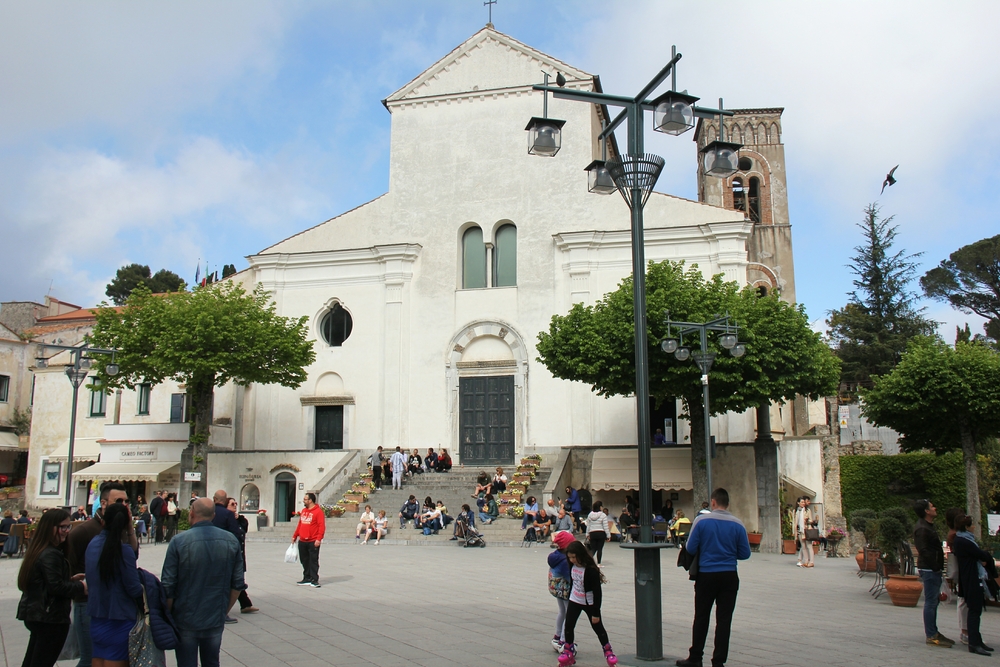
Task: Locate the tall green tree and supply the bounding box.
[89,282,316,473]
[105,263,187,305]
[827,204,936,388]
[861,338,1000,538]
[921,234,1000,345]
[536,260,840,497]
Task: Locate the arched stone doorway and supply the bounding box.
[274,472,296,522]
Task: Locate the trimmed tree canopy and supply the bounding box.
[860,338,1000,536]
[89,282,316,460]
[536,260,840,416]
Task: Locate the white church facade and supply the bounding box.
[25,27,816,532]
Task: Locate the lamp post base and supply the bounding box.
[620,542,672,661]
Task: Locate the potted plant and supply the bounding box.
[826,527,846,556]
[747,532,763,550]
[877,513,921,605]
[344,491,367,503]
[506,504,525,519]
[6,487,23,500]
[256,509,268,529]
[522,454,542,463]
[849,509,878,572]
[343,500,359,512]
[781,507,796,554]
[324,504,345,518]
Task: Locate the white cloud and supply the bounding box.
[0,138,332,304]
[0,1,298,137]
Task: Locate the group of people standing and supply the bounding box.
[915,498,997,656]
[546,487,751,667]
[15,482,248,667]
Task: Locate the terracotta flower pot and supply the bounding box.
[344,493,365,503]
[782,539,797,554]
[856,548,878,572]
[885,574,922,607]
[747,532,762,546]
[343,502,359,512]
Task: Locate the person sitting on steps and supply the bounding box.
[356,505,375,541]
[479,494,499,525]
[399,496,419,529]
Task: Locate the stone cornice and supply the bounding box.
[299,395,356,406]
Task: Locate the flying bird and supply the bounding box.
[880,165,898,194]
[556,72,566,87]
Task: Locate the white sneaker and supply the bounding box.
[552,638,564,652]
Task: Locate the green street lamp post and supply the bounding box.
[660,315,746,501]
[35,343,119,509]
[527,47,739,661]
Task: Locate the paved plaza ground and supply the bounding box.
[0,540,994,667]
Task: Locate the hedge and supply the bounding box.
[840,451,966,530]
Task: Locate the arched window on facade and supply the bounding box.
[731,178,746,214]
[320,302,353,346]
[240,483,260,511]
[748,177,762,223]
[492,224,517,287]
[462,227,486,289]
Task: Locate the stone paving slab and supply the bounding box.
[0,541,994,667]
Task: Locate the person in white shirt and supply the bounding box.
[356,506,375,541]
[367,510,388,545]
[389,447,408,489]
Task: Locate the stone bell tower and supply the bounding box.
[695,108,795,302]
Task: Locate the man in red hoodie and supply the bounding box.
[291,492,325,588]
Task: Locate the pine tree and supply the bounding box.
[827,204,936,388]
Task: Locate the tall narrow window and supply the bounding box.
[731,178,746,214]
[493,224,517,287]
[462,227,487,289]
[89,377,106,417]
[748,177,762,223]
[136,383,151,416]
[0,374,9,402]
[170,393,186,423]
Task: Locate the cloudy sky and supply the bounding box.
[1,1,995,338]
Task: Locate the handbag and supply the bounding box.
[285,540,300,564]
[804,528,820,541]
[129,587,167,667]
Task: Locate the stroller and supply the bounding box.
[455,515,486,548]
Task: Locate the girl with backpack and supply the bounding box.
[558,541,617,667]
[547,531,575,652]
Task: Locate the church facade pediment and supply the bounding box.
[385,27,592,105]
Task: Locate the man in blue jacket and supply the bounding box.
[676,488,751,667]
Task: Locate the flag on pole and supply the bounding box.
[194,261,201,285]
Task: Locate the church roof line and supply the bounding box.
[252,193,388,256]
[383,26,593,106]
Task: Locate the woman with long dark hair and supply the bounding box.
[951,513,995,656]
[16,508,86,667]
[559,541,617,667]
[85,502,142,667]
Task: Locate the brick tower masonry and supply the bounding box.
[695,109,796,303]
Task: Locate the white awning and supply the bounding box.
[72,461,179,482]
[780,474,816,500]
[0,432,20,450]
[47,438,101,462]
[591,448,693,491]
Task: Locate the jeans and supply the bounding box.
[918,570,942,638]
[175,626,224,667]
[22,621,69,667]
[298,541,321,584]
[73,601,93,667]
[400,512,415,528]
[478,511,493,524]
[689,571,740,666]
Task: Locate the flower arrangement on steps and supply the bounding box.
[322,504,345,518]
[506,504,525,518]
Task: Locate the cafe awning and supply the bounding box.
[47,437,101,462]
[0,432,20,450]
[590,448,693,491]
[780,474,816,500]
[72,461,179,482]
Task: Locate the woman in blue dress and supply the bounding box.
[85,502,142,667]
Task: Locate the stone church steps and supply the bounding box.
[250,466,555,547]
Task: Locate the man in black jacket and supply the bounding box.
[211,489,252,622]
[913,499,954,648]
[149,490,166,543]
